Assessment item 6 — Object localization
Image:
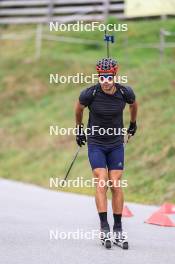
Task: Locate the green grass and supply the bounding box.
[0,19,175,204]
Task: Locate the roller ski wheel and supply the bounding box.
[114,240,128,250]
[113,227,129,250]
[100,225,112,249]
[101,238,112,249]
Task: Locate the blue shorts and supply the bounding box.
[88,144,124,170]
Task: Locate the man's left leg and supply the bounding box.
[108,170,124,229]
[106,144,124,229]
[109,170,129,248]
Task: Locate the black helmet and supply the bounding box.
[96,58,118,74]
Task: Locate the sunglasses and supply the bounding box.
[98,75,114,84]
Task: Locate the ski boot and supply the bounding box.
[100,224,112,249]
[113,226,129,250]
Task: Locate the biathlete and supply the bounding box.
[75,58,138,249]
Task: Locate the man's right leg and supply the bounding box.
[93,168,108,222]
[88,145,109,228]
[93,168,111,244]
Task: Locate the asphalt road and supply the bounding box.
[0,179,175,264]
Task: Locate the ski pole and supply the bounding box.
[61,146,81,187]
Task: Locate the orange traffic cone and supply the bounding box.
[122,205,133,217]
[145,211,175,227]
[158,203,175,214]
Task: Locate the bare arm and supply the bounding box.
[75,101,85,126]
[129,101,138,123]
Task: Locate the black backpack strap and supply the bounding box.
[88,84,100,106]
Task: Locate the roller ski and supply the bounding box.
[100,224,112,249]
[113,226,129,250]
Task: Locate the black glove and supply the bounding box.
[76,124,87,147]
[127,121,137,136]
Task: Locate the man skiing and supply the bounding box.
[75,58,138,249]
